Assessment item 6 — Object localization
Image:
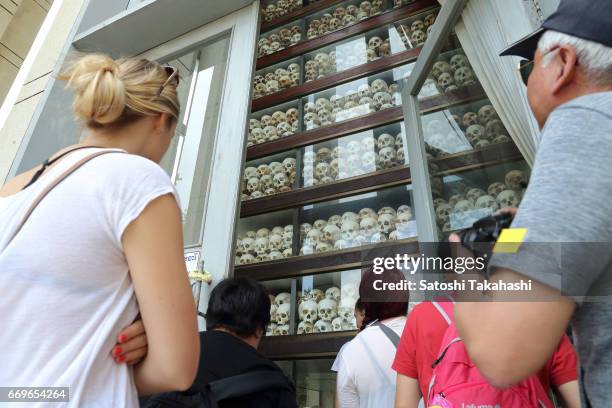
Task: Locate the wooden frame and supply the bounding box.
[260,331,356,360]
[257,0,439,69]
[242,165,411,217]
[260,0,346,32]
[235,239,420,280]
[248,85,486,161]
[253,46,422,112]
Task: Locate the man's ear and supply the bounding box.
[551,44,578,94]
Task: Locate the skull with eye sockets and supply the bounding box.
[275,303,291,325]
[475,195,499,212]
[505,170,526,190]
[377,213,395,234]
[297,321,313,334]
[497,189,519,209]
[297,300,318,326]
[488,182,507,197]
[318,298,338,321]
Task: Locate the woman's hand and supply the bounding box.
[112,319,148,365]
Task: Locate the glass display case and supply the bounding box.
[242,151,298,200]
[304,0,391,41]
[236,209,295,264]
[430,160,529,234]
[253,57,302,99]
[277,359,337,408]
[301,121,408,187]
[296,269,361,334]
[239,0,532,368]
[248,100,300,146]
[302,6,438,82]
[258,20,303,58]
[261,0,305,23]
[302,63,412,130]
[299,184,417,255]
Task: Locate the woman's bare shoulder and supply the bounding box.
[0,170,37,198]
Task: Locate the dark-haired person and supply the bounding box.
[336,268,409,407]
[187,277,297,408]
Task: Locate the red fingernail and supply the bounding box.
[118,334,127,343]
[114,347,122,356]
[116,355,125,363]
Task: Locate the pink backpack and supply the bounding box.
[427,301,554,408]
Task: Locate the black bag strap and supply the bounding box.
[207,370,293,404]
[374,322,400,348]
[4,149,125,251]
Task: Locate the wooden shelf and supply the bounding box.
[242,166,411,217]
[431,141,522,176]
[248,85,487,161]
[260,331,356,360]
[234,239,420,280]
[253,46,422,112]
[260,0,346,33]
[257,0,438,70]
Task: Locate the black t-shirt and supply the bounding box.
[188,331,297,408]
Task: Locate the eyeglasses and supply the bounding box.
[156,65,179,96]
[517,59,534,86]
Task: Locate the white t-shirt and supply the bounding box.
[336,316,407,408]
[0,149,179,408]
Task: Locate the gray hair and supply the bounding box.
[538,30,612,86]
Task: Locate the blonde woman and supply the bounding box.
[0,55,199,407]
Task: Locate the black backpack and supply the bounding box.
[141,370,293,408]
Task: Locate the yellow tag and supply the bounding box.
[493,228,528,254]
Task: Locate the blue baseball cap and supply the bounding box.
[500,0,612,59]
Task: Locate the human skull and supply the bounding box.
[377,213,395,234]
[411,29,426,45]
[327,214,342,227]
[435,203,452,224]
[314,319,332,333]
[424,12,437,27]
[312,219,327,232]
[268,233,284,251]
[478,104,499,125]
[299,299,318,324]
[341,219,359,241]
[466,124,486,143]
[275,292,291,307]
[371,78,389,94]
[303,112,321,130]
[373,91,392,110]
[325,286,341,302]
[332,317,344,332]
[379,146,397,169]
[338,296,356,319]
[437,72,455,92]
[411,19,425,32]
[273,172,289,189]
[475,194,499,211]
[254,236,269,256]
[466,188,487,204]
[485,119,506,138]
[322,224,341,244]
[450,54,470,72]
[246,177,261,194]
[432,61,452,79]
[505,170,526,190]
[276,303,291,325]
[359,217,377,238]
[462,111,479,127]
[377,133,395,150]
[488,182,507,197]
[368,36,383,53]
[454,67,476,86]
[297,321,314,334]
[266,322,277,336]
[497,189,519,209]
[318,298,338,321]
[305,228,322,246]
[276,324,290,336]
[454,199,474,214]
[300,222,312,237]
[316,97,331,112]
[378,206,397,218]
[395,211,414,233]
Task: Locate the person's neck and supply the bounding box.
[80,129,143,155]
[213,328,259,349]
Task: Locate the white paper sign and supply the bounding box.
[184,251,200,273]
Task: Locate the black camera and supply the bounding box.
[439,211,514,267]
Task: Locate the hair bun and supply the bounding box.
[62,54,126,125]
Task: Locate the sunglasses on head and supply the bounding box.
[156,65,179,96]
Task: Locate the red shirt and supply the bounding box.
[392,301,578,399]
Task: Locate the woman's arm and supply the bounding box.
[123,194,199,395]
[395,373,421,408]
[556,380,581,408]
